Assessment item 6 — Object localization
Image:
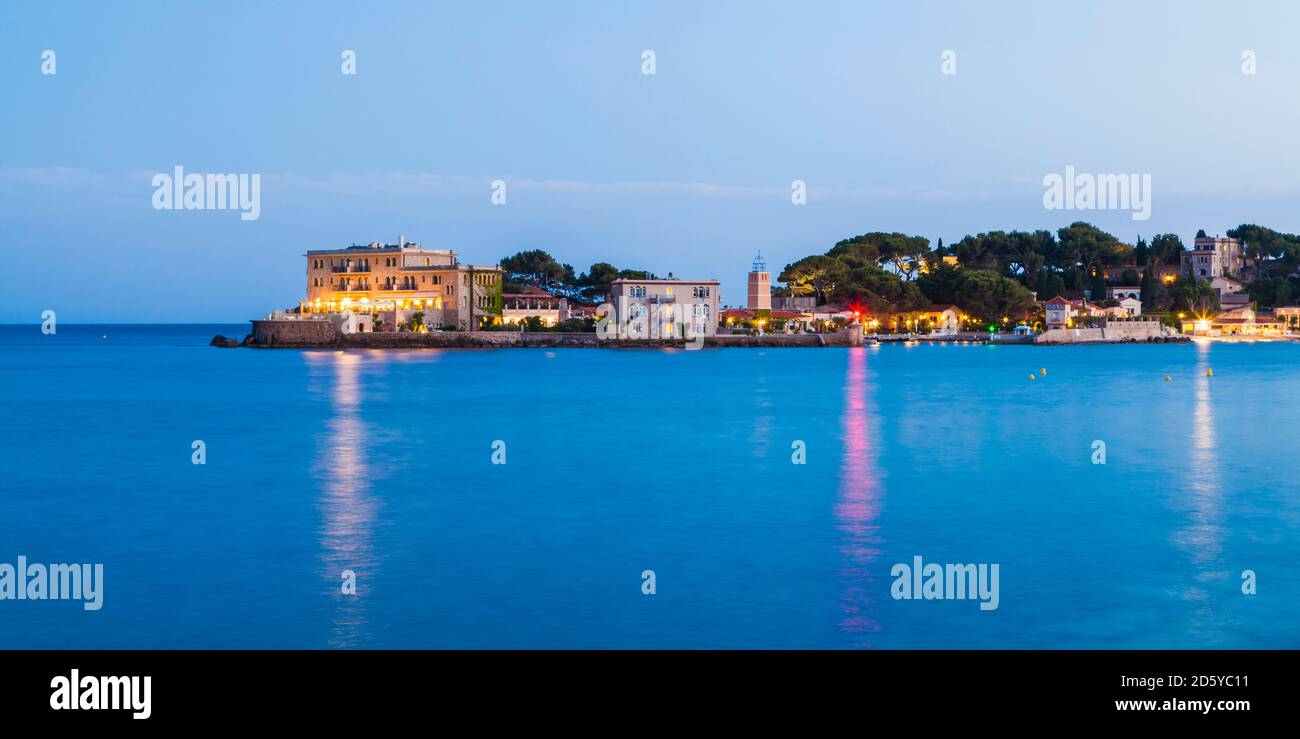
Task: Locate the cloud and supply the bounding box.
[0,167,1004,203]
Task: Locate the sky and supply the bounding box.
[3,0,1300,322]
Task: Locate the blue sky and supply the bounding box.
[3,0,1300,321]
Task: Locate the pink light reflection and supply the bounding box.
[835,346,884,644]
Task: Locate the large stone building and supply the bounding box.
[1181,235,1244,280]
[301,237,502,330]
[608,278,721,339]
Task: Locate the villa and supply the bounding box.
[608,278,721,339]
[1211,276,1250,308]
[1045,295,1089,329]
[1181,235,1245,280]
[1109,296,1143,318]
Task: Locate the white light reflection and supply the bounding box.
[307,351,378,647]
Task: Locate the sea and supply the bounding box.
[1,324,1296,648]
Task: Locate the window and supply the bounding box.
[631,286,646,298]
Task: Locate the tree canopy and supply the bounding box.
[498,250,650,305]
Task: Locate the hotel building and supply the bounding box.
[300,238,502,330]
[609,278,721,339]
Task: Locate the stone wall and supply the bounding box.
[250,319,341,346]
[338,332,829,349]
[1036,320,1168,344]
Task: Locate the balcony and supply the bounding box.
[332,264,371,273]
[336,284,372,292]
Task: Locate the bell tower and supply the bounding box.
[747,253,771,311]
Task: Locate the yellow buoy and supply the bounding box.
[1040,367,1047,376]
[1164,375,1171,382]
[1207,368,1213,377]
[1029,374,1036,381]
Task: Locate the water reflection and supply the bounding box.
[307,351,378,647]
[836,347,884,644]
[1173,341,1226,641]
[749,372,772,458]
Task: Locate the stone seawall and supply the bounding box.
[1036,321,1182,345]
[247,321,835,349]
[244,320,1186,349]
[337,332,830,349]
[250,319,341,346]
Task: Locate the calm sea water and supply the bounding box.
[1,324,1297,648]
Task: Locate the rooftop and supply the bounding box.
[305,236,456,257]
[610,278,720,285]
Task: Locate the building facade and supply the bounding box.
[301,238,502,330]
[1276,306,1300,331]
[1044,296,1075,329]
[1108,286,1141,302]
[772,295,817,311]
[1181,306,1285,336]
[502,288,569,327]
[609,278,721,339]
[916,305,965,333]
[1181,235,1244,280]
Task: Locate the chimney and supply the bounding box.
[399,234,406,248]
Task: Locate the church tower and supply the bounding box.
[747,253,771,311]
